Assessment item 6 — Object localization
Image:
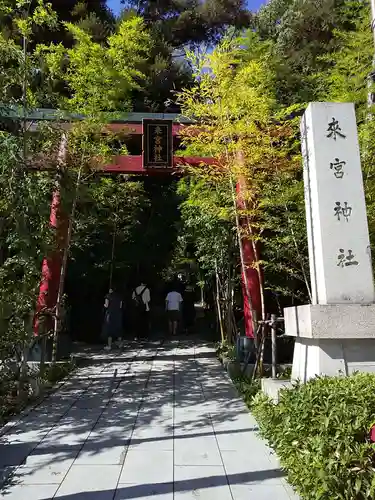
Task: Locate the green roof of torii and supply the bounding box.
[0,105,194,124]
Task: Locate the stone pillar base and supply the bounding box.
[292,337,375,382]
[285,304,375,382]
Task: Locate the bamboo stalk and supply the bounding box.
[215,260,225,343]
[271,314,277,379]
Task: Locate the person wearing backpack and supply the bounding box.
[132,282,151,339]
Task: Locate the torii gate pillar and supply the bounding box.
[34,186,68,335]
[236,177,262,339]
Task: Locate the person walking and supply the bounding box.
[165,284,183,336]
[132,281,151,339]
[102,287,123,351]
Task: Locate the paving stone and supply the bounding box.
[73,397,109,409]
[120,449,173,483]
[174,425,214,440]
[174,465,232,500]
[174,375,201,384]
[1,422,51,443]
[62,410,103,426]
[108,395,140,405]
[136,412,172,429]
[115,482,173,499]
[174,397,206,409]
[0,421,18,437]
[138,404,174,419]
[0,443,35,467]
[210,411,258,431]
[54,464,122,498]
[173,407,210,421]
[74,440,128,465]
[129,420,173,449]
[90,423,134,439]
[131,419,173,442]
[18,411,64,427]
[24,450,79,466]
[97,409,139,426]
[37,424,94,449]
[230,483,292,500]
[140,398,174,410]
[128,436,174,452]
[0,484,59,499]
[220,449,280,481]
[174,436,222,466]
[0,466,17,487]
[11,458,74,485]
[36,398,78,410]
[216,428,271,452]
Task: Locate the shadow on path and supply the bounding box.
[36,470,285,499]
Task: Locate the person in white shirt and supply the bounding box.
[132,282,151,338]
[165,286,183,336]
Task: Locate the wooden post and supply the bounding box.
[271,314,277,379]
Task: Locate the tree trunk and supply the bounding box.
[258,313,269,377]
[109,219,117,290]
[39,335,47,378]
[226,259,234,343]
[215,261,225,344]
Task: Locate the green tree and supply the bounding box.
[118,0,252,111]
[0,0,152,384]
[37,14,151,112]
[122,0,251,48]
[313,4,375,267]
[0,1,114,45]
[176,36,309,343]
[0,0,60,396]
[255,0,368,105]
[34,14,151,355]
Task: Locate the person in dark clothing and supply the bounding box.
[132,282,151,339]
[102,287,123,351]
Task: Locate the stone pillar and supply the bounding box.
[285,102,375,381]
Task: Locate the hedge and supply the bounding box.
[252,373,375,500]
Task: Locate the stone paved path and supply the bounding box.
[0,339,299,499]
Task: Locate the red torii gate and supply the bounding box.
[34,114,260,339]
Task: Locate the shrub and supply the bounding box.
[216,341,236,361]
[252,373,375,499]
[44,361,74,384]
[233,376,261,406]
[0,367,22,423]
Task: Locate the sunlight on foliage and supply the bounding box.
[37,16,151,115]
